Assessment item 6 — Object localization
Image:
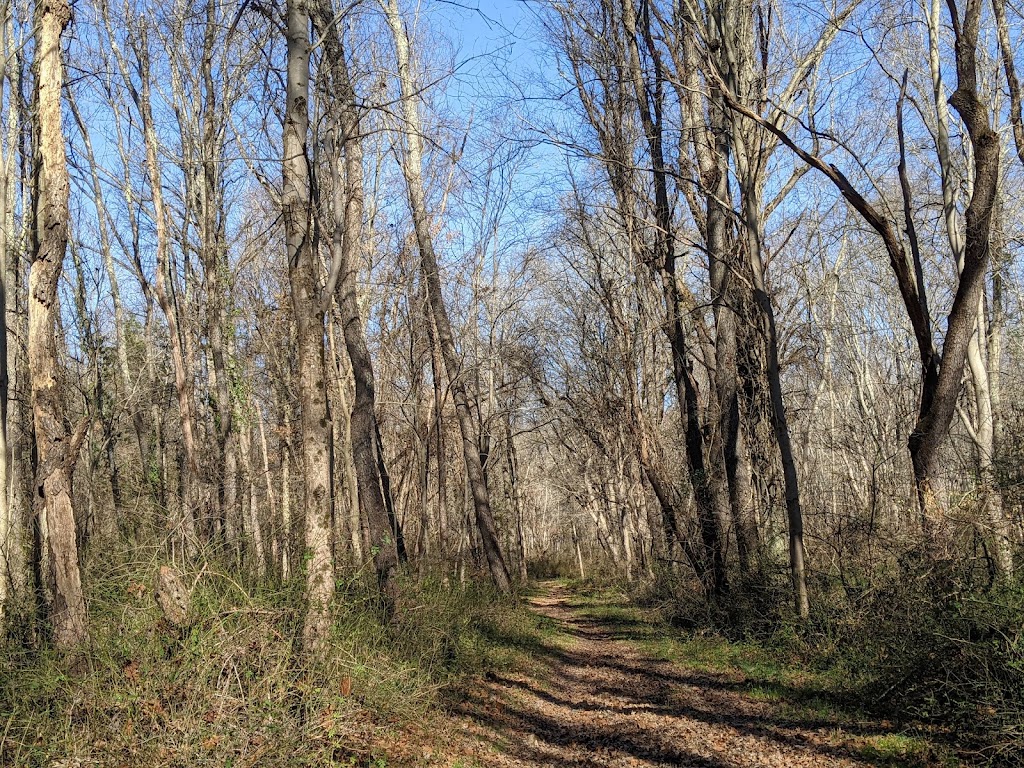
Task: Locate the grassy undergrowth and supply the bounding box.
[563,581,963,768]
[0,552,555,767]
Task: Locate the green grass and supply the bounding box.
[858,733,960,767]
[0,554,557,767]
[565,585,961,768]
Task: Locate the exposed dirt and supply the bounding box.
[441,583,916,768]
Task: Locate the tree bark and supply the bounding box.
[682,15,758,576]
[506,422,529,582]
[621,0,729,597]
[910,0,999,532]
[284,0,335,649]
[714,36,993,540]
[104,14,202,555]
[0,1,17,619]
[314,2,399,607]
[30,0,88,649]
[67,95,149,484]
[382,0,511,594]
[192,0,238,553]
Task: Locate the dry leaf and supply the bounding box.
[123,660,139,682]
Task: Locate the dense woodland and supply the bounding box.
[2,0,1024,763]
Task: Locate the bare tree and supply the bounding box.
[284,0,335,647]
[715,0,1001,543]
[0,0,21,620]
[381,0,512,594]
[313,0,399,608]
[100,4,203,553]
[30,0,88,649]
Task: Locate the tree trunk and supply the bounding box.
[0,1,17,619]
[239,423,265,578]
[257,409,279,576]
[714,0,996,544]
[30,0,88,650]
[67,96,149,486]
[427,304,448,555]
[699,82,757,575]
[194,0,238,555]
[620,0,729,597]
[506,425,529,582]
[744,210,810,618]
[279,394,293,580]
[284,0,335,649]
[382,0,511,594]
[924,0,1011,571]
[910,0,999,533]
[326,313,362,563]
[572,519,586,580]
[111,18,202,555]
[314,4,402,604]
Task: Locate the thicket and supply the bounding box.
[853,577,1024,763]
[627,548,1024,767]
[0,543,544,767]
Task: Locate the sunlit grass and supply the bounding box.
[0,552,555,767]
[566,585,962,768]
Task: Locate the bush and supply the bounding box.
[639,561,797,642]
[641,551,1024,765]
[0,550,544,767]
[853,568,1024,763]
[526,552,575,579]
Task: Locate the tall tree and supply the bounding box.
[100,5,203,553]
[0,0,20,620]
[313,0,400,608]
[30,0,88,649]
[284,0,335,647]
[382,0,512,594]
[715,0,1000,539]
[549,0,731,597]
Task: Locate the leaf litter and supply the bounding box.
[422,584,952,768]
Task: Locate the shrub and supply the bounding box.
[855,570,1024,762]
[0,550,543,767]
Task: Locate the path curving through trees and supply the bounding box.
[447,583,925,768]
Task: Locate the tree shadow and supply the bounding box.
[454,591,912,767]
[457,687,734,767]
[482,670,892,762]
[552,605,887,732]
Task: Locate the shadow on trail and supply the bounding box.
[459,685,732,767]
[456,586,896,767]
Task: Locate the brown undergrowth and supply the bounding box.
[1,565,990,768]
[0,548,548,767]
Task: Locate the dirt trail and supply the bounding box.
[447,583,900,768]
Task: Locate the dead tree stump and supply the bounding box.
[153,565,190,628]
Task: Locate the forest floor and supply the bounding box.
[428,581,960,768]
